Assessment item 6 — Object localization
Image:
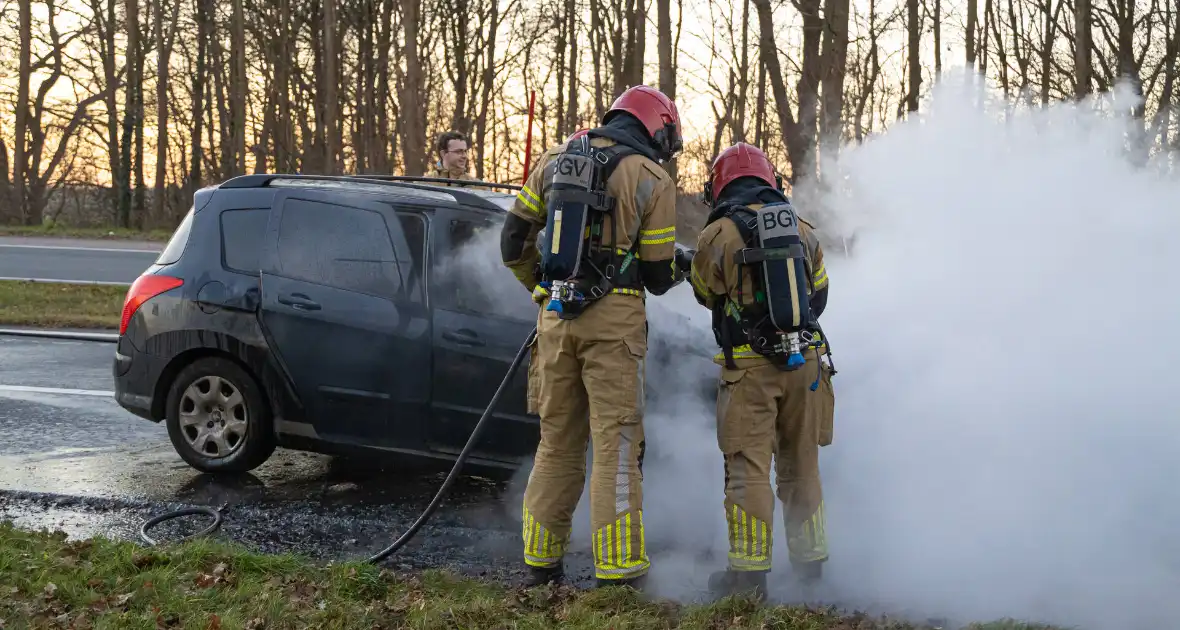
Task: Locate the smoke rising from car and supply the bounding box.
[799,73,1180,629]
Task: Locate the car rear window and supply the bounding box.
[220,208,270,273]
[155,208,194,265]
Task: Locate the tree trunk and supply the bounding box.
[1074,0,1092,98]
[400,0,427,175]
[933,0,941,75]
[565,0,579,135]
[97,0,121,220]
[752,0,809,183]
[797,0,823,178]
[375,0,394,173]
[189,0,209,202]
[323,0,339,173]
[906,0,921,112]
[657,0,677,180]
[119,0,140,228]
[14,0,32,223]
[476,0,501,179]
[820,0,850,157]
[1040,0,1060,104]
[155,0,182,220]
[966,0,978,68]
[734,0,750,143]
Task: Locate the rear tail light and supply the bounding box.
[120,275,184,335]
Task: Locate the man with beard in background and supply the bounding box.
[499,86,691,590]
[689,142,832,601]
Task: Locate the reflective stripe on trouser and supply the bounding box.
[523,295,651,580]
[716,362,828,569]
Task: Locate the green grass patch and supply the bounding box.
[0,224,173,242]
[0,523,1068,630]
[0,280,125,329]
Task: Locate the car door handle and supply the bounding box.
[277,292,322,311]
[442,329,485,347]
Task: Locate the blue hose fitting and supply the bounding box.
[787,352,805,368]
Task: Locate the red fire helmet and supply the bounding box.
[708,142,777,202]
[603,85,683,160]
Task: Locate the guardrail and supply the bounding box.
[0,276,132,287]
[0,328,118,343]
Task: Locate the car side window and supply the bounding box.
[440,217,536,321]
[220,208,270,274]
[276,199,404,297]
[394,212,426,303]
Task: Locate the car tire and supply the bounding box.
[165,357,276,474]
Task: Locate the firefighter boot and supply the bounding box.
[791,559,823,584]
[595,574,648,591]
[523,564,564,588]
[707,569,768,602]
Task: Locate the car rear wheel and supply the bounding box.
[165,357,276,473]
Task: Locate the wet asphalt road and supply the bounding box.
[0,237,160,284]
[0,334,593,587]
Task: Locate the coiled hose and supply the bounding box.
[140,327,539,566]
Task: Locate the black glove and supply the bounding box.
[674,247,695,273]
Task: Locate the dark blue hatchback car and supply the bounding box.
[113,174,713,475]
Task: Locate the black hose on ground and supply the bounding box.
[139,327,539,565]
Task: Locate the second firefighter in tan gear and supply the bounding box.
[499,88,686,587]
[690,142,832,594]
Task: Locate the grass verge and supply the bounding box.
[0,224,173,242]
[0,523,1064,630]
[0,280,125,329]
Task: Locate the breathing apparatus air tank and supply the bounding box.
[744,202,813,368]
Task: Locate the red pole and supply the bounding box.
[522,90,536,184]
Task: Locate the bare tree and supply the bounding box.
[906,0,921,112]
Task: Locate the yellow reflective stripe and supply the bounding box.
[714,344,763,361]
[522,505,564,567]
[516,192,542,216]
[593,514,650,579]
[787,500,829,563]
[522,185,541,204]
[813,266,828,286]
[639,235,675,245]
[611,288,643,297]
[727,505,772,570]
[638,226,674,236]
[690,267,709,297]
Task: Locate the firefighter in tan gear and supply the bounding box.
[689,142,834,600]
[499,86,689,590]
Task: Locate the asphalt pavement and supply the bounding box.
[0,236,161,285]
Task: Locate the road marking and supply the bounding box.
[0,243,160,254]
[0,385,115,397]
[0,276,132,286]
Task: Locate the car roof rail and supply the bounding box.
[217,174,513,214]
[343,176,511,213]
[351,175,523,192]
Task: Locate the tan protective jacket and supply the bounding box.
[431,165,478,187]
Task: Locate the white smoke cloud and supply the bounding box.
[789,73,1179,629]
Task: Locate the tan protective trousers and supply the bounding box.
[522,294,650,581]
[716,357,829,571]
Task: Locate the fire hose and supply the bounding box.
[139,327,539,565]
